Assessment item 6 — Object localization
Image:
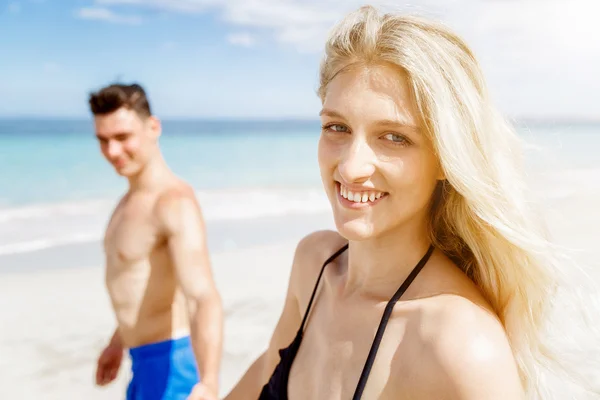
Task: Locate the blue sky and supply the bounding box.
[1,0,599,119]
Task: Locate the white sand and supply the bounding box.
[0,240,300,399]
[1,179,599,399]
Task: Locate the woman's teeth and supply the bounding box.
[339,184,385,203]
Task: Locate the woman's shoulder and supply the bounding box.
[403,291,525,398]
[293,229,347,271]
[416,293,512,354]
[296,229,347,258]
[287,230,347,293]
[392,251,525,397]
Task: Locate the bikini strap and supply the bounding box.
[299,242,349,332]
[352,244,435,400]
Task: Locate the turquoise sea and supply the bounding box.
[0,118,599,258]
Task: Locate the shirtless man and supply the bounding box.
[89,83,223,400]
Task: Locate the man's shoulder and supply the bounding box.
[154,180,202,234]
[154,176,198,205]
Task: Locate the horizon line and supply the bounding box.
[1,115,599,125]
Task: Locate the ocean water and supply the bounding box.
[0,118,599,258]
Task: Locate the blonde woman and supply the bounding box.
[225,5,596,400]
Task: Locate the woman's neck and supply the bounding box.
[343,216,432,300]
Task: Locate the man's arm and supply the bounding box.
[158,190,223,395]
[95,328,124,386]
[107,328,123,348]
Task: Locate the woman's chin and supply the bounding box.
[334,217,377,241]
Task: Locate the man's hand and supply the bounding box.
[187,382,218,400]
[95,340,123,386]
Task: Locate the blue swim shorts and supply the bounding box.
[126,335,200,400]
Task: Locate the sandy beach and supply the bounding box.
[0,210,337,399]
[1,169,600,399]
[0,239,302,399]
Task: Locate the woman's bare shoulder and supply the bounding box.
[288,230,347,295]
[407,293,524,398]
[400,253,525,399]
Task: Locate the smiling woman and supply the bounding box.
[318,64,443,242]
[225,5,598,400]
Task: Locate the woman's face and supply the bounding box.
[318,63,443,240]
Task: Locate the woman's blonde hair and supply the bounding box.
[318,5,599,399]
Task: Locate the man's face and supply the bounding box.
[94,107,160,177]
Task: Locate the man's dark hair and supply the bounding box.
[88,83,152,118]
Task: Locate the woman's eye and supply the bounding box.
[383,133,408,145]
[324,124,348,133]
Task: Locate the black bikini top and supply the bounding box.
[258,243,434,399]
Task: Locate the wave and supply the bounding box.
[0,199,111,223]
[0,233,100,256]
[0,187,331,256]
[4,166,597,258]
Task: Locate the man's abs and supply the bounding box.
[116,299,190,348]
[104,192,191,348]
[105,251,190,348]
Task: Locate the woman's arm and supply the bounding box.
[224,230,343,400]
[224,231,334,400]
[224,289,302,400]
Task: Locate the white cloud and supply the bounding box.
[83,0,600,71]
[86,0,597,57]
[95,0,217,13]
[75,6,142,25]
[448,0,600,118]
[81,0,600,117]
[227,32,256,47]
[88,0,447,50]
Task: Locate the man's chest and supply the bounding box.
[104,200,163,265]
